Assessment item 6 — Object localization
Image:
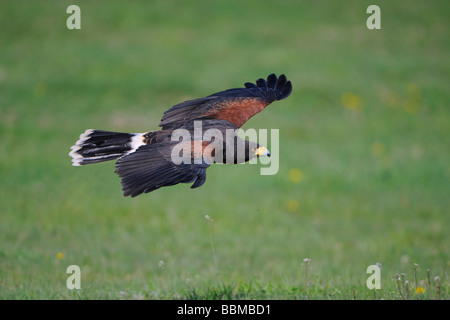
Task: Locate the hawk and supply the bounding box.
[69,74,292,197]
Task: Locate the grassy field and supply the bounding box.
[0,0,449,299]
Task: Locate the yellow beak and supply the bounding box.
[254,146,270,157]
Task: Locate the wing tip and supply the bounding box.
[250,73,292,101]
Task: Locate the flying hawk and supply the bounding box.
[69,74,292,197]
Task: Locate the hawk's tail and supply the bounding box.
[69,129,146,166]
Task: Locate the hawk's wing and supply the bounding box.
[159,74,292,130]
[115,141,215,197]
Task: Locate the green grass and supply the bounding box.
[0,0,449,299]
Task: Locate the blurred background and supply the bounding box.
[0,0,448,299]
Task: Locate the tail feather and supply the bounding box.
[69,129,146,166]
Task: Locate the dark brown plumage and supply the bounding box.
[69,74,292,197]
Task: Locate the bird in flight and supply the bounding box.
[69,74,292,197]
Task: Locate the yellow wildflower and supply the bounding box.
[341,92,364,112]
[289,168,304,183]
[415,287,425,294]
[287,200,299,212]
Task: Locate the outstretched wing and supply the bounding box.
[115,141,214,197]
[159,74,292,129]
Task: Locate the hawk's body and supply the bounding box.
[69,74,292,197]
